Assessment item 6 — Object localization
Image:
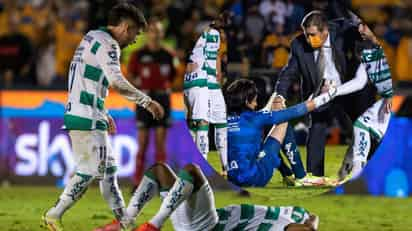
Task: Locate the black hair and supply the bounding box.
[211,11,233,30]
[301,10,328,31]
[108,2,147,29]
[224,79,258,115]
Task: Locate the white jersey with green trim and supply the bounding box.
[64,28,151,131]
[361,46,393,98]
[184,27,220,90]
[212,204,310,231]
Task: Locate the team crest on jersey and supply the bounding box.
[108,50,118,61]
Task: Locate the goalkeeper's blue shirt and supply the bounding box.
[227,103,308,185]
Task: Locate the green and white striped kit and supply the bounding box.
[64,28,119,130]
[361,47,393,98]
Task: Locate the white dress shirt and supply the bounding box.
[314,34,342,86]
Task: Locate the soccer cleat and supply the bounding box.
[94,220,121,231]
[42,214,63,231]
[133,222,160,231]
[282,176,296,187]
[93,219,135,231]
[295,175,326,186]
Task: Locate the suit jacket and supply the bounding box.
[276,20,361,100]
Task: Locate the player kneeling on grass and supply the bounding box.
[42,3,164,231]
[224,79,337,187]
[96,162,320,231]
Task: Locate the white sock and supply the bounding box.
[215,125,228,171]
[149,170,194,228]
[352,160,366,178]
[46,173,94,219]
[352,125,371,177]
[352,125,371,163]
[99,172,127,220]
[196,125,209,159]
[127,172,159,219]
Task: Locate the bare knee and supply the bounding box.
[148,162,176,188]
[183,164,207,189]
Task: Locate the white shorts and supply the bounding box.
[69,130,116,178]
[184,86,210,121]
[170,183,219,231]
[355,98,391,139]
[208,88,227,124]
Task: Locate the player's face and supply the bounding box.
[120,20,142,48]
[246,95,258,110]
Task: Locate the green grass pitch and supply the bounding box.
[1,146,411,230]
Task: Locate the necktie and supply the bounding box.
[316,47,325,79]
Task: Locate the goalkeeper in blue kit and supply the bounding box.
[224,79,337,187]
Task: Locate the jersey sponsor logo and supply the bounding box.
[227,121,240,132]
[184,72,198,82]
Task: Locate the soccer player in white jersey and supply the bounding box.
[42,3,164,231]
[183,13,231,172]
[335,22,393,182]
[122,162,319,231]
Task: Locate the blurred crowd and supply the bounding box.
[0,0,412,89]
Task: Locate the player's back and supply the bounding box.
[64,28,119,131]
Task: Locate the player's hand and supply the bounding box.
[146,100,165,120]
[107,114,117,135]
[221,170,227,178]
[378,97,392,122]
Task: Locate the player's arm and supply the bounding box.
[98,42,164,119]
[334,62,368,96]
[256,88,337,126]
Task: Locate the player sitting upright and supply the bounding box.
[42,3,164,231]
[98,162,320,231]
[224,79,336,187]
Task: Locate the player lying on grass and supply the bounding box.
[96,162,320,231]
[224,79,337,187]
[42,3,164,231]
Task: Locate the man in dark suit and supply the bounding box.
[275,10,375,177]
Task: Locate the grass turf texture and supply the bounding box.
[1,146,411,230]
